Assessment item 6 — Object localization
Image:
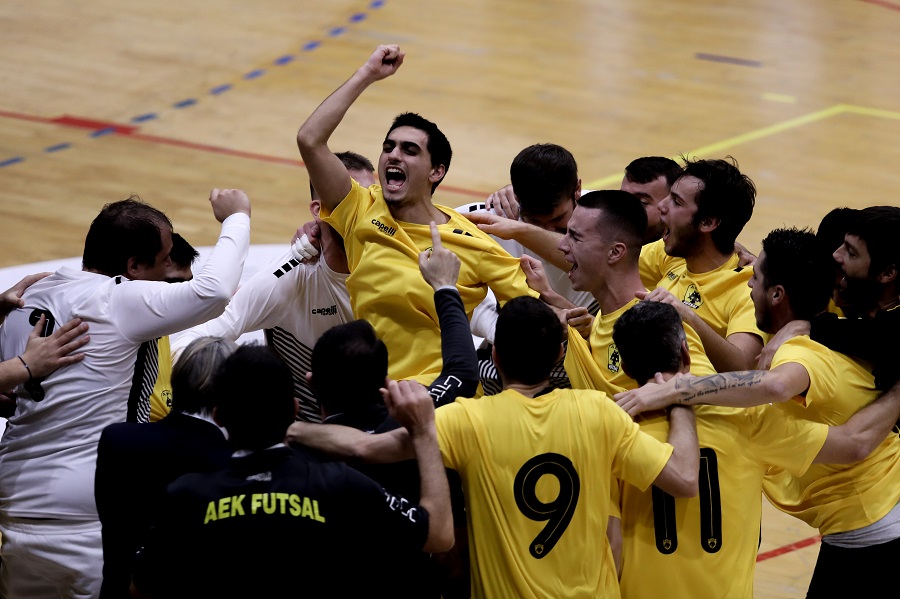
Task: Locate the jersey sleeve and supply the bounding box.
[478,248,539,303]
[172,251,303,357]
[608,403,674,492]
[683,323,717,377]
[770,336,832,408]
[319,178,368,239]
[112,213,250,343]
[746,405,828,476]
[723,279,764,339]
[428,288,479,407]
[435,401,475,471]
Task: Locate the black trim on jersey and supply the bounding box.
[127,339,158,423]
[272,258,301,279]
[264,327,321,423]
[651,485,678,554]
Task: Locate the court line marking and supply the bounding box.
[585,103,900,189]
[756,535,821,562]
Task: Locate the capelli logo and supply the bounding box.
[371,219,396,237]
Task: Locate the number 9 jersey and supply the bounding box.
[435,388,674,599]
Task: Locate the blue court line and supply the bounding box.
[0,157,25,167]
[0,1,388,169]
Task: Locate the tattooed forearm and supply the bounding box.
[673,371,767,404]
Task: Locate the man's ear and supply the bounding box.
[126,257,141,279]
[429,164,447,184]
[574,178,583,200]
[310,201,321,219]
[878,264,897,286]
[770,284,786,306]
[680,339,692,373]
[698,216,721,234]
[608,242,627,264]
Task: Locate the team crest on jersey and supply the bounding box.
[683,284,703,309]
[666,270,678,281]
[607,344,621,373]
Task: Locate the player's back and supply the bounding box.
[437,388,671,598]
[619,404,827,599]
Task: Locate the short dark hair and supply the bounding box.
[388,113,452,193]
[680,157,756,254]
[310,151,375,199]
[169,233,199,270]
[845,206,900,279]
[494,297,563,385]
[510,144,579,216]
[575,190,648,261]
[816,207,859,255]
[82,197,173,276]
[759,228,834,320]
[311,320,388,415]
[214,346,296,450]
[171,337,239,414]
[624,156,683,187]
[613,302,685,386]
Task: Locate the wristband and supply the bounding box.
[17,356,33,380]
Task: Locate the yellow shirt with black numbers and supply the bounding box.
[436,388,673,599]
[617,404,828,599]
[654,253,764,343]
[148,336,173,422]
[763,336,900,535]
[564,297,717,395]
[639,239,684,290]
[321,180,536,385]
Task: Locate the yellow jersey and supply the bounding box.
[618,404,828,599]
[565,297,717,394]
[148,336,173,422]
[654,253,763,341]
[436,388,674,599]
[638,239,684,290]
[322,180,536,384]
[763,336,900,535]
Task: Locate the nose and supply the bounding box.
[833,247,844,264]
[658,196,671,214]
[557,234,570,253]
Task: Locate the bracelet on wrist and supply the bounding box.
[17,356,33,381]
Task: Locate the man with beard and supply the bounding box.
[614,227,900,599]
[637,158,763,373]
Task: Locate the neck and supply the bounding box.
[684,242,731,274]
[592,268,645,315]
[504,381,549,398]
[875,289,900,315]
[389,197,449,225]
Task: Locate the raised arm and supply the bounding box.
[463,212,570,271]
[815,379,900,464]
[638,287,762,372]
[614,362,810,417]
[382,379,453,553]
[115,189,251,343]
[649,405,699,497]
[296,45,405,211]
[419,223,479,405]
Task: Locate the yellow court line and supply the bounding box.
[585,104,846,189]
[841,104,900,121]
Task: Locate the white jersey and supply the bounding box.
[0,213,250,520]
[172,250,352,422]
[456,202,595,342]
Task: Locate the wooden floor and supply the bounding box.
[2,0,899,596]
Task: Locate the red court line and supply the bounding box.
[0,109,488,198]
[862,0,900,12]
[756,535,821,562]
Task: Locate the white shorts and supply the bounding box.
[0,518,103,599]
